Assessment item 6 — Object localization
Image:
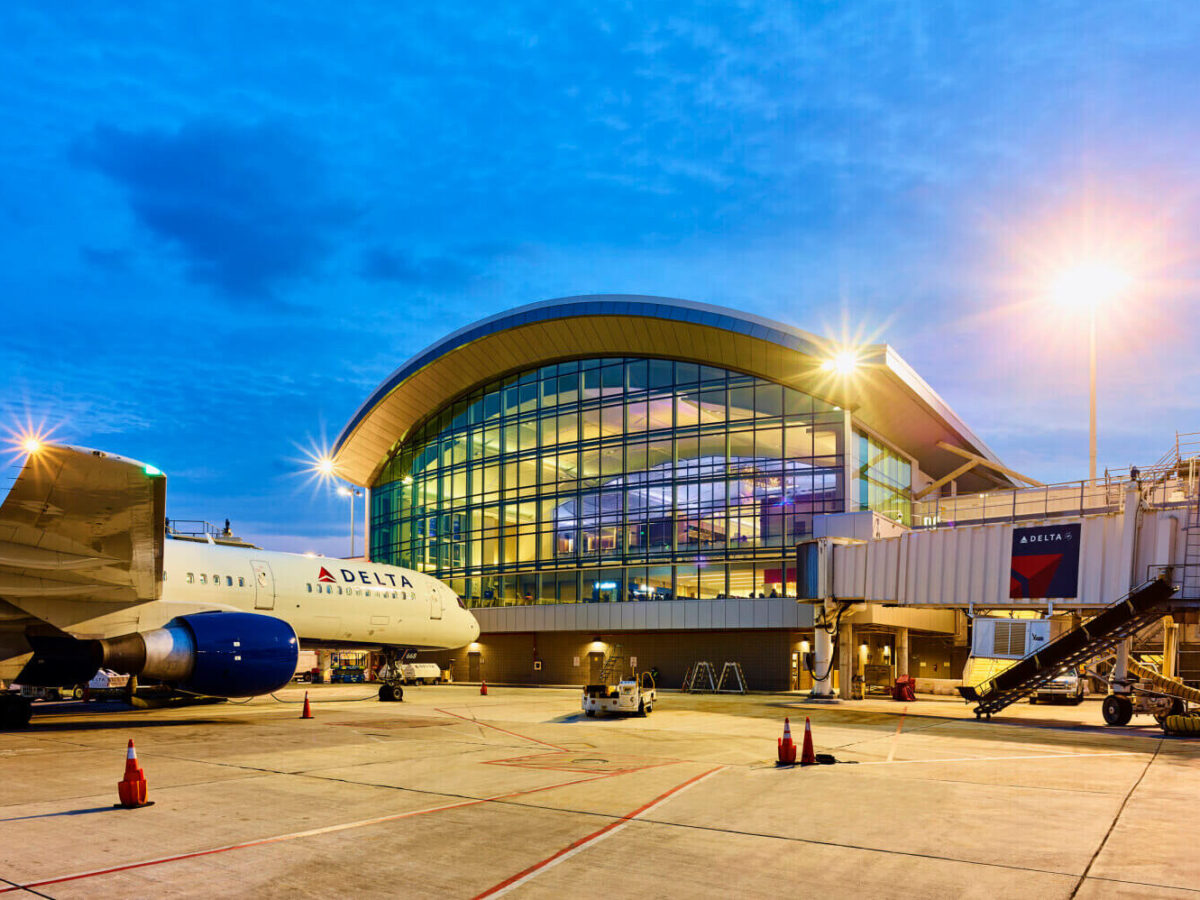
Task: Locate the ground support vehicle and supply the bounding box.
[1031,670,1086,705]
[18,669,130,702]
[331,666,366,684]
[399,663,443,685]
[1099,658,1198,726]
[582,672,656,717]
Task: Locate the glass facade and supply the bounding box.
[370,357,847,606]
[854,428,912,525]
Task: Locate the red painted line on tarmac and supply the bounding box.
[0,771,625,894]
[473,766,725,899]
[435,707,568,751]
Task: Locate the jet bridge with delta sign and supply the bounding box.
[798,468,1200,722]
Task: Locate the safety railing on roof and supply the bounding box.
[912,479,1126,528]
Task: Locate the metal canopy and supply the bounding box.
[333,294,1009,489]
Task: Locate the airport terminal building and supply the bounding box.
[333,296,1013,689]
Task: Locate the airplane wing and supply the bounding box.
[0,443,165,638]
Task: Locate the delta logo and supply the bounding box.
[1009,523,1081,599]
[315,565,414,589]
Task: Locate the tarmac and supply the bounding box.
[2,684,1198,899]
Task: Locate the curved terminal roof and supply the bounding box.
[333,294,1006,489]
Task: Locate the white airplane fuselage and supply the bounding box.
[161,537,480,651]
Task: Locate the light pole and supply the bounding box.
[1088,303,1097,486]
[338,486,364,558]
[1050,261,1129,487]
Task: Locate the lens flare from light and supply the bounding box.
[1050,260,1132,313]
[821,350,860,375]
[4,419,59,462]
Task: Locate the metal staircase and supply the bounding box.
[959,577,1178,719]
[597,644,627,684]
[1183,482,1200,601]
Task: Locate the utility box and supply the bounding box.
[971,618,1051,660]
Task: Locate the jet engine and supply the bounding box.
[100,612,299,697]
[18,611,299,698]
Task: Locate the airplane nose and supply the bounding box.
[467,614,481,642]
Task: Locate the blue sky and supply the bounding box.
[3,3,1199,555]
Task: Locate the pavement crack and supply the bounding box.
[1068,734,1164,898]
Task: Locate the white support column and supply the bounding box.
[896,627,909,677]
[838,622,855,700]
[812,606,835,698]
[362,487,371,561]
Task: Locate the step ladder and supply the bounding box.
[716,662,747,694]
[1182,472,1200,600]
[684,661,718,693]
[959,576,1178,719]
[596,644,627,684]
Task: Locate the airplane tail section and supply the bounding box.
[0,444,166,612]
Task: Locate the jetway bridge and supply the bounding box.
[798,435,1200,717]
[802,472,1200,611]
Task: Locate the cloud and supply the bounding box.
[361,247,478,288]
[72,121,355,299]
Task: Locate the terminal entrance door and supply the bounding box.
[468,652,480,682]
[251,561,275,610]
[588,652,605,684]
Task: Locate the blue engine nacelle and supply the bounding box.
[103,611,299,698]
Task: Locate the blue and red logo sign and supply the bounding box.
[1010,523,1081,599]
[315,565,413,589]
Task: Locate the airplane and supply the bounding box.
[0,442,480,728]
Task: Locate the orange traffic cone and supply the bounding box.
[480,680,488,696]
[116,739,150,808]
[777,717,797,765]
[301,691,313,719]
[799,716,817,766]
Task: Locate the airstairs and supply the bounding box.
[958,576,1178,718]
[597,644,628,684]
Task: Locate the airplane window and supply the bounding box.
[163,571,168,581]
[187,573,194,583]
[226,576,233,586]
[337,586,342,595]
[326,585,333,594]
[366,589,371,597]
[212,574,219,586]
[257,571,267,587]
[238,577,245,587]
[306,584,312,593]
[200,574,207,584]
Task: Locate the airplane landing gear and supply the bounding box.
[377,648,410,702]
[378,683,403,702]
[0,694,32,729]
